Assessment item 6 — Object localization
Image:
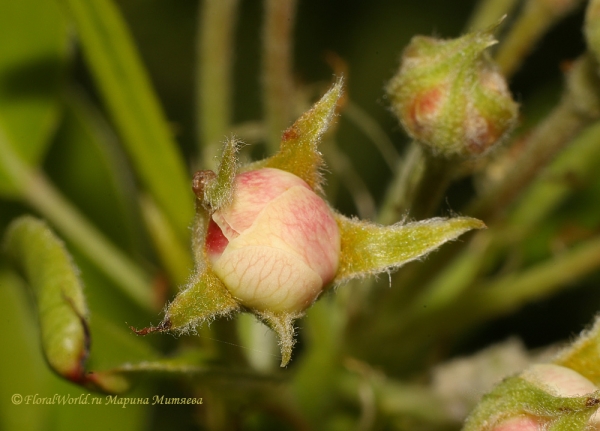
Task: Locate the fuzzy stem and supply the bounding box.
[464,234,600,324]
[378,144,422,225]
[0,127,154,312]
[407,150,457,219]
[378,144,457,225]
[262,0,297,154]
[197,0,239,169]
[495,0,584,78]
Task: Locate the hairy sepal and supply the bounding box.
[249,78,343,191]
[333,214,486,285]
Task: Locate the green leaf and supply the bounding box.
[0,0,69,196]
[333,215,486,284]
[251,78,343,191]
[56,0,194,240]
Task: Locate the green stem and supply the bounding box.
[262,0,297,154]
[338,371,455,426]
[495,0,585,78]
[139,195,193,287]
[465,0,520,31]
[0,127,153,312]
[404,117,600,320]
[407,150,457,219]
[507,121,600,234]
[197,0,239,169]
[377,142,460,225]
[378,144,422,225]
[468,99,581,219]
[464,234,600,324]
[342,102,400,171]
[378,144,457,225]
[322,139,376,220]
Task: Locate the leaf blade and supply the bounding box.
[56,0,193,239]
[0,0,69,196]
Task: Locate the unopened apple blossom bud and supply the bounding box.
[387,28,518,158]
[468,364,600,431]
[206,167,341,313]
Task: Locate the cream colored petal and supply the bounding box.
[215,168,311,236]
[225,185,340,284]
[213,245,323,313]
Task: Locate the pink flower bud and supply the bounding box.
[205,167,341,313]
[386,30,518,158]
[489,365,600,431]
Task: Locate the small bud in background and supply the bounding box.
[207,167,341,313]
[464,363,600,431]
[386,28,518,158]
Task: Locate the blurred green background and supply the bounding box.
[1,0,598,430]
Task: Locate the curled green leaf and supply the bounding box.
[333,215,486,285]
[3,215,131,393]
[3,216,89,382]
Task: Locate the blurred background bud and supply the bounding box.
[387,28,518,158]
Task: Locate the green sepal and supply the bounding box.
[255,310,302,367]
[133,269,240,335]
[555,316,600,386]
[333,214,485,284]
[463,375,600,431]
[3,215,129,393]
[249,78,343,191]
[203,137,240,210]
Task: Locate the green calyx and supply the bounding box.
[134,78,485,367]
